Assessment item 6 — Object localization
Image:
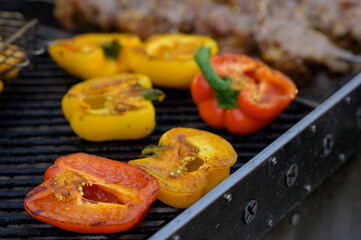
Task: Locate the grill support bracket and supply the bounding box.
[150,73,361,240]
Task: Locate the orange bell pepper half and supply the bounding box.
[191,47,298,135]
[24,153,159,233]
[128,128,237,209]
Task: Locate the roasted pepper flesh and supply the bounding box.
[191,47,298,134]
[129,127,237,209]
[62,73,164,141]
[126,33,219,88]
[48,33,141,79]
[24,153,159,233]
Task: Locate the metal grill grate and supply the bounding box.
[0,51,312,239]
[0,11,44,80]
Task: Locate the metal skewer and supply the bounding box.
[0,18,39,52]
[338,53,361,63]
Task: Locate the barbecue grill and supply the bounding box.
[1,2,361,240]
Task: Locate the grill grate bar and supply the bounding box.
[1,145,147,156]
[0,179,42,188]
[12,70,70,78]
[3,77,76,84]
[0,101,61,109]
[0,93,63,100]
[0,190,29,199]
[0,118,68,127]
[1,109,64,118]
[0,136,134,146]
[0,155,65,164]
[0,215,34,227]
[0,227,162,238]
[3,85,70,93]
[0,167,47,176]
[0,213,177,228]
[0,201,25,211]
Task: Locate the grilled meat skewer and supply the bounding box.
[53,0,358,75]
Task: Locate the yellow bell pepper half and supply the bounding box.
[48,33,142,79]
[62,73,165,142]
[128,127,237,208]
[126,33,219,89]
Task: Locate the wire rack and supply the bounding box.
[0,11,44,79]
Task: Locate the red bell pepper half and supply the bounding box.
[24,153,159,233]
[191,47,298,134]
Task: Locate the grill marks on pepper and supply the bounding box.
[148,39,206,61]
[82,78,149,115]
[32,209,44,216]
[25,186,48,200]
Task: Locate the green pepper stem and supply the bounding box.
[140,144,165,157]
[102,40,122,59]
[194,46,238,109]
[137,84,165,102]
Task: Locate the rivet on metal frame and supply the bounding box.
[322,134,334,156]
[223,193,232,202]
[310,124,317,133]
[170,234,181,240]
[269,157,277,166]
[266,219,273,228]
[286,164,298,187]
[290,213,300,227]
[304,184,311,192]
[338,153,346,162]
[345,96,351,104]
[243,200,257,224]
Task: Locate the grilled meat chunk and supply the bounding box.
[54,0,118,31]
[255,16,351,74]
[298,0,361,51]
[54,0,257,53]
[115,0,195,40]
[193,1,257,53]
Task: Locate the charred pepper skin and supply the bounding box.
[126,33,219,89]
[24,153,160,233]
[191,47,298,135]
[128,127,237,209]
[48,33,141,79]
[62,73,164,142]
